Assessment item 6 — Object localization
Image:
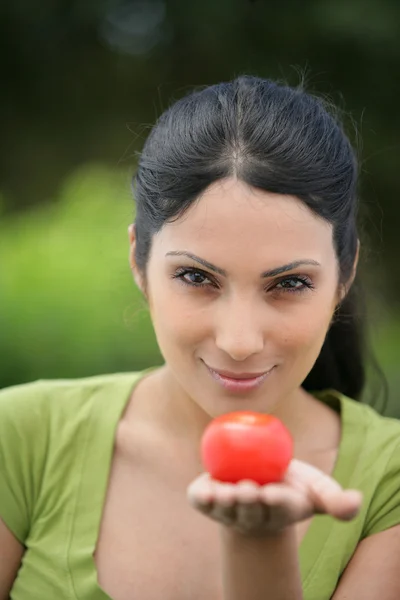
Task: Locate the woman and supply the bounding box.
[1,76,400,600]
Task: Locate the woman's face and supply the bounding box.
[131,178,345,417]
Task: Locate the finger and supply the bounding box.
[211,483,238,526]
[330,490,363,521]
[284,459,340,493]
[285,460,362,519]
[235,479,261,503]
[209,480,259,528]
[187,473,215,514]
[235,480,265,532]
[259,484,314,526]
[309,473,363,520]
[187,476,240,525]
[236,502,266,534]
[214,482,238,506]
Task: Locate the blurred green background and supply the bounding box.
[1,0,400,415]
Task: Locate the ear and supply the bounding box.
[338,239,360,304]
[128,223,145,293]
[351,239,360,281]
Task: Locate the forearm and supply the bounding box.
[219,526,303,600]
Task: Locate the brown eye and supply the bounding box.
[171,267,216,288]
[183,271,210,286]
[273,276,314,294]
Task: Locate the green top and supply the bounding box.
[1,371,400,600]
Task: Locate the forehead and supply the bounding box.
[154,178,334,263]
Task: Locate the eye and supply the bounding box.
[272,276,314,294]
[171,267,217,288]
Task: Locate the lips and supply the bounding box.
[203,361,276,393]
[209,368,272,380]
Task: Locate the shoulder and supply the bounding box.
[0,371,145,463]
[316,389,400,470]
[319,389,400,451]
[0,371,145,542]
[0,371,143,419]
[339,394,400,538]
[316,390,400,537]
[341,394,400,459]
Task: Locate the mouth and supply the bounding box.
[203,362,276,393]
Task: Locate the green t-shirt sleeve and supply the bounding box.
[0,381,49,544]
[363,439,400,538]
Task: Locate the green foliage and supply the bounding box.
[368,318,400,418]
[0,165,163,389]
[1,164,399,416]
[1,2,400,419]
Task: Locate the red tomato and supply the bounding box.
[201,411,293,485]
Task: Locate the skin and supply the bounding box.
[129,177,362,598]
[130,177,357,442]
[1,177,399,600]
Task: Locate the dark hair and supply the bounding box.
[133,75,381,404]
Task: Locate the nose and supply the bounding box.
[215,296,264,362]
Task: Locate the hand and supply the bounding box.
[187,459,363,536]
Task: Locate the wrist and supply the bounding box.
[219,525,303,600]
[220,521,290,540]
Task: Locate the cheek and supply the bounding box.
[149,284,209,347]
[277,302,334,352]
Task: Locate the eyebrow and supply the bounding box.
[165,251,321,278]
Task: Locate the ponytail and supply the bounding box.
[302,279,388,412]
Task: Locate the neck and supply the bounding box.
[149,365,318,454]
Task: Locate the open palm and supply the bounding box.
[187,459,362,536]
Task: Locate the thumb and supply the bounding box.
[310,474,363,520]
